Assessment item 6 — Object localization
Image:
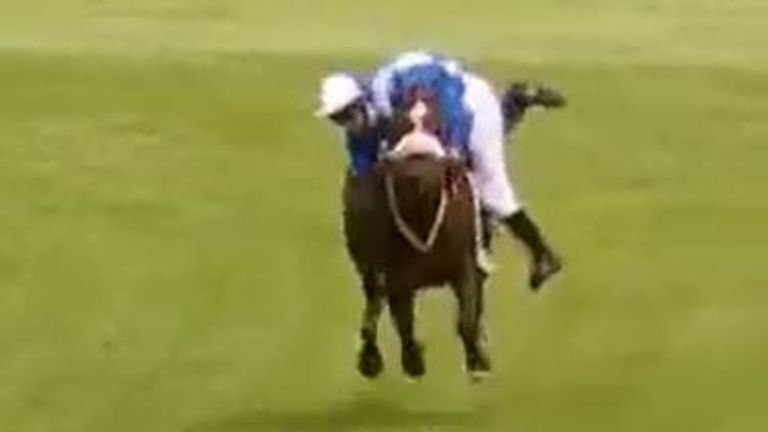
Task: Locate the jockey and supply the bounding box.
[316,51,563,290]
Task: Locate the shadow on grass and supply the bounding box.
[187,393,486,432]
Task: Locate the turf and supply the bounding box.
[0,1,766,431]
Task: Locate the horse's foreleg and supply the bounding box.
[357,271,385,378]
[476,269,489,348]
[388,288,425,378]
[453,258,491,378]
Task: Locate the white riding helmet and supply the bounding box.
[315,72,364,117]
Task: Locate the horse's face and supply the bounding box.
[376,153,467,194]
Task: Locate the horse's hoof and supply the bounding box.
[402,342,425,378]
[466,350,491,380]
[358,343,383,379]
[468,369,492,383]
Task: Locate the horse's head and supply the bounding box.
[379,85,468,205]
[374,150,471,258]
[377,151,467,206]
[379,90,466,196]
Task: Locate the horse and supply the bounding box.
[342,98,491,379]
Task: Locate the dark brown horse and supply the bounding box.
[342,107,490,378]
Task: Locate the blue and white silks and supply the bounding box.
[345,52,473,175]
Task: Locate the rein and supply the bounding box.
[385,172,449,253]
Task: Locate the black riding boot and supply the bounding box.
[501,82,567,134]
[503,210,562,290]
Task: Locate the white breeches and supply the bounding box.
[463,73,522,218]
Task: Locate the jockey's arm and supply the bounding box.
[345,128,385,176]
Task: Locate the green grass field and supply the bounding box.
[1,1,767,431]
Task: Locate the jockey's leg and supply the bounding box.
[505,209,562,290]
[464,74,562,290]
